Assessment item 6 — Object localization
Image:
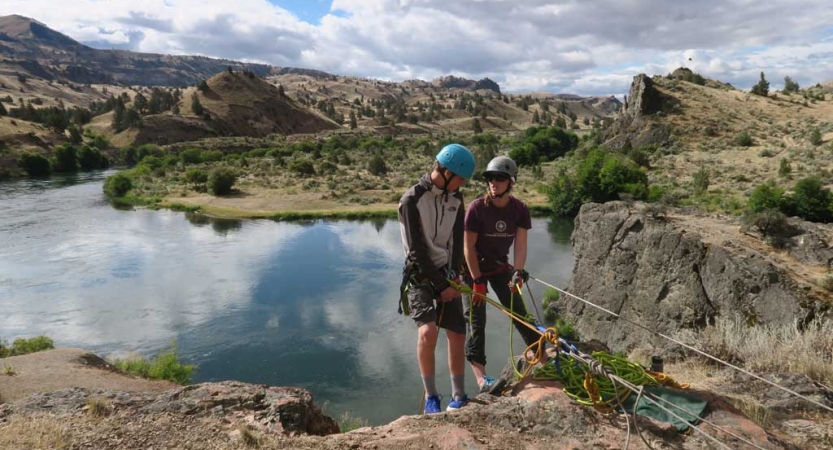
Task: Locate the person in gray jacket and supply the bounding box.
[398,143,475,413]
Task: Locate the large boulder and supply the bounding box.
[565,202,821,352]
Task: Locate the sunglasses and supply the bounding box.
[485,174,510,182]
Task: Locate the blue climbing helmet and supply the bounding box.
[436,144,476,180]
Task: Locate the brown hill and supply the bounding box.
[0,14,272,87]
[107,71,339,147]
[603,69,833,202]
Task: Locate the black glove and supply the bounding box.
[510,269,529,292]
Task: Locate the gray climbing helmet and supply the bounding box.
[483,156,518,181]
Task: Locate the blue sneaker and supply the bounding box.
[479,376,497,394]
[446,395,469,411]
[424,395,442,414]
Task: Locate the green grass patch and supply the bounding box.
[111,341,197,385]
[0,335,55,358]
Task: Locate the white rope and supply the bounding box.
[533,276,833,414]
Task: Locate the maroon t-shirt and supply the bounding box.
[464,196,532,266]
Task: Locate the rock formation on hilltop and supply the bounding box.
[600,74,679,150]
[431,75,501,93]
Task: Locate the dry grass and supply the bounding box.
[237,423,261,448]
[723,394,774,428]
[0,414,73,449]
[86,397,111,417]
[677,316,833,386]
[4,364,15,376]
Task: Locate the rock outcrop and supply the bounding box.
[431,75,501,93]
[0,378,800,450]
[565,202,828,352]
[602,74,678,150]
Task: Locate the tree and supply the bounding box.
[472,118,482,134]
[18,153,51,176]
[133,92,148,114]
[532,110,540,123]
[783,76,799,93]
[78,146,105,170]
[349,110,358,129]
[751,72,769,97]
[367,154,388,176]
[191,94,204,116]
[52,144,78,172]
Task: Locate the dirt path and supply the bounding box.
[0,348,175,404]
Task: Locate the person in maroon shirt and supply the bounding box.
[463,156,540,394]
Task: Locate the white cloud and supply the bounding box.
[1,0,831,95]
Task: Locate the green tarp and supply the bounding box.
[621,386,709,432]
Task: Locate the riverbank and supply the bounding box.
[119,188,553,220]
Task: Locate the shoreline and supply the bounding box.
[119,195,556,221]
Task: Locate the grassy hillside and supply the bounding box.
[640,74,833,212]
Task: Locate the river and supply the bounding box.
[0,170,574,425]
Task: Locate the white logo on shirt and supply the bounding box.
[495,220,507,232]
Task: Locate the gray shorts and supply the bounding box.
[407,284,466,334]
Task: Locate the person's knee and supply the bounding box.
[418,323,439,343]
[447,330,466,347]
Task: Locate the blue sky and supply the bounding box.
[1,0,832,96]
[269,0,331,23]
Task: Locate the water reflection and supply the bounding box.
[0,174,574,426]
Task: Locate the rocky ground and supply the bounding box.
[2,348,831,449]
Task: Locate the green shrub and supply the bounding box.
[748,182,784,212]
[78,146,106,170]
[52,144,78,172]
[542,288,560,322]
[778,159,792,178]
[647,185,667,203]
[180,148,203,164]
[0,335,54,357]
[136,144,162,162]
[17,153,51,176]
[692,167,710,194]
[200,150,223,163]
[288,158,316,176]
[121,147,138,166]
[185,168,209,184]
[111,341,196,385]
[788,176,832,223]
[809,128,822,146]
[103,173,133,198]
[367,154,388,176]
[553,318,578,342]
[736,131,754,147]
[208,167,237,195]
